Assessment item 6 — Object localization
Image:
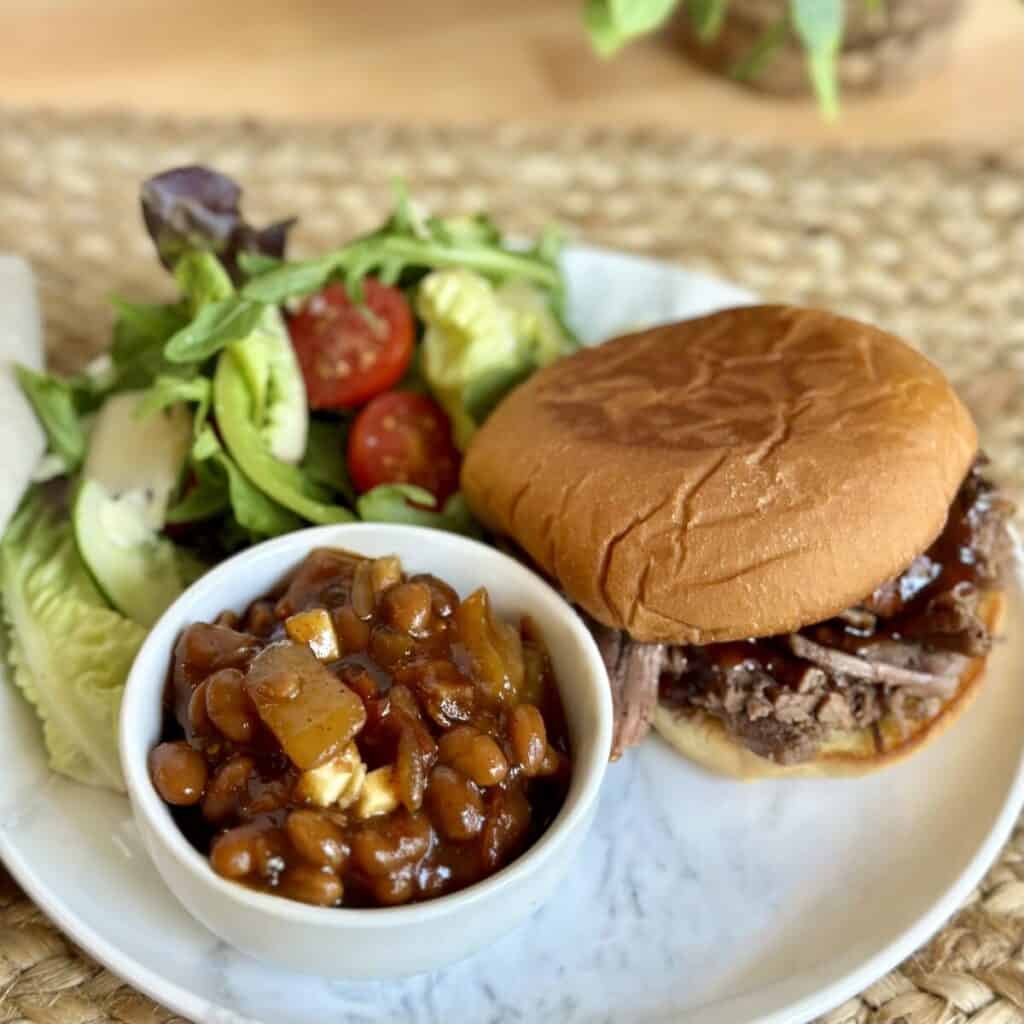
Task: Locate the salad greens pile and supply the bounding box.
[3,166,577,790]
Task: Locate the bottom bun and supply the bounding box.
[653,592,1006,780]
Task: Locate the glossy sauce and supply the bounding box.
[663,460,1008,699]
[150,548,571,909]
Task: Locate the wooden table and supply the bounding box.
[2,1,1024,149]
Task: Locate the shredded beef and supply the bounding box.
[786,634,959,694]
[595,457,1013,764]
[586,613,665,760]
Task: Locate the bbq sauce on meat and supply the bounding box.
[658,459,1013,764]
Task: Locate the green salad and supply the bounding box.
[3,166,577,790]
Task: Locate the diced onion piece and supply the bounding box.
[246,643,366,770]
[294,743,366,808]
[354,765,400,820]
[285,608,340,661]
[371,555,402,598]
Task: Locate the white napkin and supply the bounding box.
[0,254,44,534]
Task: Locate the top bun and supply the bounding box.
[461,305,978,644]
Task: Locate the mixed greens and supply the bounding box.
[3,167,577,789]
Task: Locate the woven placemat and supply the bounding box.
[1,110,1024,1024]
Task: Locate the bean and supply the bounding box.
[202,755,255,823]
[370,626,415,668]
[372,867,415,906]
[438,726,508,787]
[241,778,292,818]
[210,826,257,878]
[350,811,432,877]
[210,823,285,881]
[243,600,277,638]
[214,609,241,630]
[410,573,459,619]
[333,605,370,652]
[278,863,343,907]
[381,581,432,637]
[395,724,427,812]
[205,668,259,742]
[187,680,213,736]
[286,810,348,871]
[509,704,547,776]
[149,741,207,805]
[251,668,299,704]
[536,746,567,779]
[338,665,375,702]
[427,766,485,841]
[176,623,257,678]
[481,784,531,870]
[396,660,474,728]
[388,683,421,721]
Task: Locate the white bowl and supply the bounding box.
[119,523,613,979]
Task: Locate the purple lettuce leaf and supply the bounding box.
[140,166,295,282]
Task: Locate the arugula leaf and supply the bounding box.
[301,418,355,504]
[356,485,481,537]
[174,250,235,314]
[241,184,564,306]
[141,166,295,282]
[428,213,502,249]
[791,0,843,118]
[109,298,189,389]
[15,366,88,469]
[214,451,303,538]
[136,375,211,435]
[191,423,222,461]
[237,250,283,278]
[165,457,228,524]
[164,297,267,364]
[241,256,338,304]
[174,429,302,536]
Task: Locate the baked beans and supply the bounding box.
[150,548,570,908]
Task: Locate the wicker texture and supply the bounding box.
[0,111,1023,1024]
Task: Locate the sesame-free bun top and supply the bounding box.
[461,305,978,645]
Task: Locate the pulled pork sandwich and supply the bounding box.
[461,305,1014,778]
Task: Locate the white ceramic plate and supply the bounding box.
[3,246,1024,1024]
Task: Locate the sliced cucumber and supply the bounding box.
[82,390,191,530]
[73,479,185,627]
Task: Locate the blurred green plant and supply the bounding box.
[584,0,888,119]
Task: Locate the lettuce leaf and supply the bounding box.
[109,298,190,390]
[1,494,146,791]
[417,269,577,448]
[14,366,89,469]
[356,484,481,537]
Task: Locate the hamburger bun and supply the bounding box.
[462,305,978,645]
[651,591,1005,779]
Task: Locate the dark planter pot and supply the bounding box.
[674,0,966,95]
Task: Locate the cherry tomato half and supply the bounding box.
[347,392,461,503]
[287,280,415,410]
